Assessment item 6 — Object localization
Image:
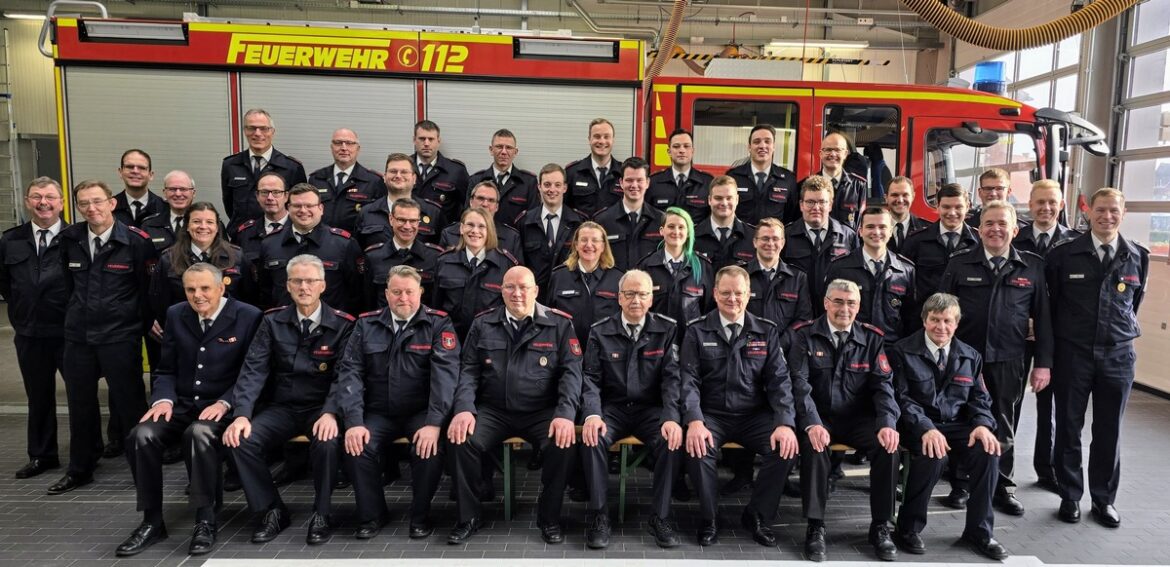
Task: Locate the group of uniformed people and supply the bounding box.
[0,108,1149,561]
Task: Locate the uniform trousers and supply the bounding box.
[581,403,679,519]
[234,405,339,516]
[452,405,573,525]
[13,335,63,460]
[345,411,443,525]
[1024,342,1057,480]
[687,410,795,522]
[1053,341,1135,504]
[897,422,998,539]
[63,340,146,476]
[799,417,897,523]
[982,357,1028,491]
[125,409,228,512]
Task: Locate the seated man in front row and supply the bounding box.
[446,266,582,545]
[116,263,263,557]
[681,265,803,547]
[787,279,900,562]
[888,292,1007,560]
[580,269,684,549]
[223,254,355,546]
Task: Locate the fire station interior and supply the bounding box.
[1,0,1169,565]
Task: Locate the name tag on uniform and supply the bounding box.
[560,289,579,296]
[217,337,238,343]
[966,277,984,283]
[737,186,749,192]
[1069,273,1085,280]
[151,237,166,243]
[702,342,718,347]
[607,235,620,241]
[68,262,82,268]
[233,177,247,181]
[576,181,590,187]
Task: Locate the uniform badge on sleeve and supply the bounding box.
[877,353,892,374]
[441,331,457,350]
[569,338,582,356]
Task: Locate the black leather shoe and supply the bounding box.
[961,532,1009,560]
[943,487,970,509]
[719,473,753,496]
[1036,476,1061,494]
[893,530,925,554]
[409,521,434,539]
[647,515,681,548]
[1091,502,1121,528]
[804,525,827,561]
[223,472,242,492]
[586,513,611,549]
[188,521,217,555]
[741,509,776,547]
[355,518,387,540]
[994,490,1025,516]
[697,520,719,546]
[251,507,290,543]
[116,523,168,556]
[447,517,482,544]
[161,445,183,465]
[869,523,897,561]
[527,447,545,470]
[47,473,93,495]
[539,522,564,544]
[334,468,352,490]
[14,458,60,479]
[1058,499,1081,523]
[102,440,124,459]
[305,513,331,545]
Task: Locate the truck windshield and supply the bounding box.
[924,129,1040,212]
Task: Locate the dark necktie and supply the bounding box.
[252,155,263,176]
[834,330,849,361]
[669,260,682,274]
[945,232,958,253]
[419,163,431,179]
[300,318,312,338]
[765,268,775,281]
[627,211,638,228]
[726,322,741,343]
[202,318,213,334]
[872,259,884,276]
[200,252,210,263]
[269,222,281,234]
[936,347,947,371]
[173,218,183,235]
[1036,232,1050,254]
[597,166,607,185]
[718,227,730,243]
[1100,244,1112,267]
[294,232,305,245]
[831,177,840,190]
[545,213,557,248]
[754,172,767,192]
[336,171,347,190]
[393,319,408,339]
[469,256,479,271]
[811,229,824,250]
[37,229,49,258]
[990,256,1005,274]
[581,270,596,293]
[676,173,686,189]
[511,317,527,343]
[895,223,905,248]
[131,201,144,224]
[92,236,103,258]
[497,172,508,188]
[627,322,639,340]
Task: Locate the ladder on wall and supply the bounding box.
[0,27,20,231]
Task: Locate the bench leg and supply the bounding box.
[503,444,513,522]
[618,444,629,523]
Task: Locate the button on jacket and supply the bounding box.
[680,310,796,428]
[888,333,995,439]
[1045,233,1149,348]
[355,195,443,247]
[647,168,715,224]
[412,152,470,227]
[899,222,980,301]
[725,162,800,226]
[432,248,518,338]
[781,218,859,307]
[594,204,665,271]
[308,162,388,233]
[221,148,307,228]
[786,318,898,430]
[151,299,263,414]
[825,249,916,342]
[362,239,443,309]
[694,218,756,271]
[544,265,623,344]
[232,304,355,420]
[637,252,713,338]
[60,221,158,344]
[256,222,364,313]
[149,245,254,326]
[467,166,538,230]
[564,156,625,219]
[941,246,1053,366]
[0,221,67,337]
[582,313,681,422]
[516,206,583,287]
[453,304,583,419]
[336,306,459,427]
[741,259,813,334]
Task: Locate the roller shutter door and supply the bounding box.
[63,67,230,213]
[425,81,637,173]
[239,74,416,177]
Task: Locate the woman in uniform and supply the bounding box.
[635,207,712,342]
[432,207,519,338]
[544,221,623,343]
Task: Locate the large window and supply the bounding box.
[958,35,1081,113]
[824,105,900,196]
[923,129,1039,207]
[693,100,799,170]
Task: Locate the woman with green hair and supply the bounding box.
[635,207,713,343]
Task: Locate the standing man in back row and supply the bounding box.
[308,128,387,234]
[112,149,166,228]
[646,129,714,222]
[565,118,625,218]
[807,132,868,229]
[411,120,470,228]
[725,124,799,226]
[221,109,307,230]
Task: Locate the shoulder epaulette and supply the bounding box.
[549,308,573,320]
[550,264,569,273]
[791,320,815,331]
[359,308,383,318]
[281,153,302,165]
[893,252,914,265]
[1048,238,1075,251]
[651,312,678,326]
[364,242,385,252]
[127,226,151,240]
[566,158,585,169]
[333,309,356,322]
[828,253,850,263]
[847,171,868,183]
[860,322,886,336]
[515,168,536,178]
[423,242,445,252]
[475,306,499,317]
[498,248,519,265]
[424,306,449,317]
[590,315,614,328]
[686,316,705,327]
[263,229,284,239]
[264,305,288,314]
[1132,240,1150,252]
[329,227,352,239]
[756,317,778,328]
[446,156,466,167]
[236,219,256,233]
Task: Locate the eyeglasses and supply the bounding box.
[820,148,847,155]
[716,290,748,300]
[288,278,324,287]
[802,199,830,208]
[392,216,422,225]
[164,186,195,194]
[26,194,62,202]
[257,190,287,197]
[619,291,652,300]
[979,185,1008,192]
[385,169,413,177]
[462,222,488,231]
[288,203,320,211]
[120,164,149,171]
[502,284,534,293]
[828,298,860,308]
[490,144,517,152]
[76,199,110,209]
[244,125,273,133]
[331,140,358,147]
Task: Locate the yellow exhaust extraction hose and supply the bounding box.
[901,0,1140,51]
[644,0,688,92]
